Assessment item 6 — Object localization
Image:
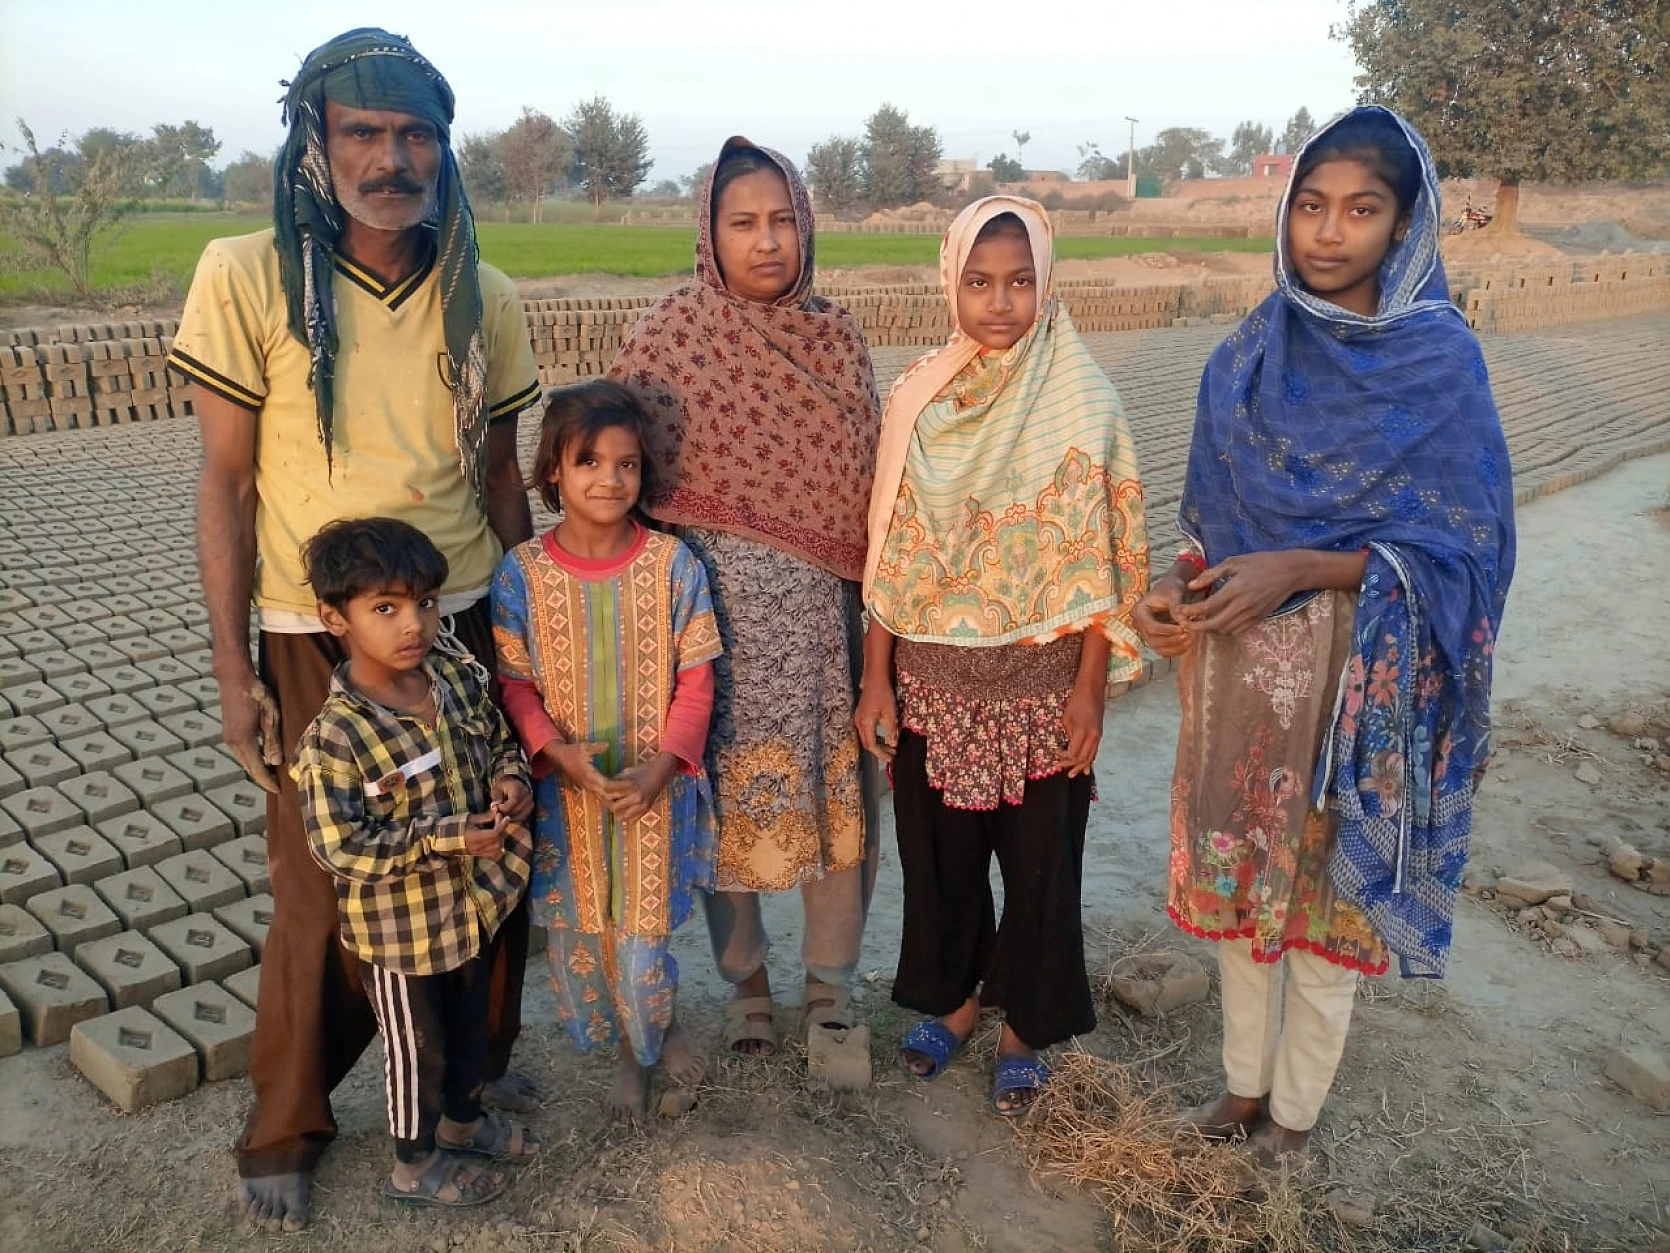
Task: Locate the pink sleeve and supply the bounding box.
[661,662,714,774]
[498,675,561,778]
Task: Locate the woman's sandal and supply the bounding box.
[435,1110,540,1161]
[803,980,856,1032]
[899,1020,967,1082]
[724,994,779,1056]
[990,1054,1050,1118]
[380,1151,506,1208]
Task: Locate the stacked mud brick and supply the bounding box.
[0,455,268,1112]
[1,321,191,437]
[1464,255,1669,334]
[4,258,1667,437]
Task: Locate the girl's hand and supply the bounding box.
[1132,573,1196,658]
[490,777,534,823]
[1059,684,1105,778]
[854,677,899,762]
[545,740,612,800]
[1176,552,1301,637]
[602,754,677,824]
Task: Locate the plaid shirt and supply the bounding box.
[293,653,532,976]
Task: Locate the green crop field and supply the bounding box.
[0,212,1272,300]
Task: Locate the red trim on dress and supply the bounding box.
[542,520,648,578]
[1166,904,1391,977]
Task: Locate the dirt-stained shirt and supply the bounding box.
[168,228,539,625]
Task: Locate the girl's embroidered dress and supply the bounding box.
[492,524,722,1063]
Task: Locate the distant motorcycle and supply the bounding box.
[1448,200,1494,233]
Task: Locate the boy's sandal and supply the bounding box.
[724,994,779,1056]
[899,1020,966,1082]
[990,1054,1050,1118]
[381,1151,506,1208]
[436,1110,540,1160]
[803,980,856,1031]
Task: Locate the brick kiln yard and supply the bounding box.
[0,277,1668,1250]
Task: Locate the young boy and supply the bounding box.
[292,517,540,1209]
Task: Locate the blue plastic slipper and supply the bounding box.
[899,1020,966,1081]
[991,1054,1050,1118]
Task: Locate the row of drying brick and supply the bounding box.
[1,954,263,1111]
[0,337,190,436]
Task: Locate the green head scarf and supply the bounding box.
[273,27,490,506]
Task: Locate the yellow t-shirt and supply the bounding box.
[168,229,540,621]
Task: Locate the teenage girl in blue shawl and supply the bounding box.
[1133,107,1515,1165]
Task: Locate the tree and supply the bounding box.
[1011,128,1031,168]
[1339,1,1670,233]
[4,144,82,194]
[1140,127,1222,181]
[681,161,714,197]
[1075,141,1127,182]
[564,96,652,214]
[806,136,864,213]
[77,128,146,194]
[221,149,275,206]
[861,104,941,208]
[143,120,220,198]
[1280,107,1317,155]
[1222,120,1275,175]
[987,153,1024,182]
[498,108,571,223]
[647,178,683,198]
[0,119,136,301]
[457,131,509,208]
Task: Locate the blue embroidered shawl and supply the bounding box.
[1178,107,1516,978]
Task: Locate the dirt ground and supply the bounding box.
[2,435,1667,1251]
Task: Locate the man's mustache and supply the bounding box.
[357,176,426,196]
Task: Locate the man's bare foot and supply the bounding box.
[480,1069,541,1114]
[235,1171,310,1233]
[1180,1093,1266,1141]
[728,967,776,1057]
[1247,1120,1312,1168]
[903,996,978,1078]
[609,1044,650,1126]
[661,1018,707,1088]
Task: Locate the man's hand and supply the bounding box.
[218,670,283,792]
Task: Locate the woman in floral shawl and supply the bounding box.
[608,138,881,1055]
[1134,107,1515,1164]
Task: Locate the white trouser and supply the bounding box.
[1217,938,1358,1132]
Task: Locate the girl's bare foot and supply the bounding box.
[609,1044,650,1126]
[1181,1093,1266,1140]
[1247,1120,1312,1168]
[903,996,979,1078]
[661,1018,707,1088]
[236,1172,310,1233]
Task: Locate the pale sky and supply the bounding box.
[0,0,1361,180]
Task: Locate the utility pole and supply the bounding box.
[1125,116,1138,198]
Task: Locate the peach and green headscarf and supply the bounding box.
[863,196,1149,676]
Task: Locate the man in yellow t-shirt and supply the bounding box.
[169,28,541,1228]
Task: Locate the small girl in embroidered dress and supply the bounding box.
[1133,108,1513,1166]
[491,380,723,1125]
[856,197,1148,1116]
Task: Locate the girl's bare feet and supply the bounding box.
[1247,1120,1312,1167]
[1180,1092,1266,1140]
[609,1044,650,1126]
[660,1017,707,1088]
[902,996,979,1078]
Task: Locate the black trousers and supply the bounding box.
[361,931,498,1163]
[890,729,1096,1049]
